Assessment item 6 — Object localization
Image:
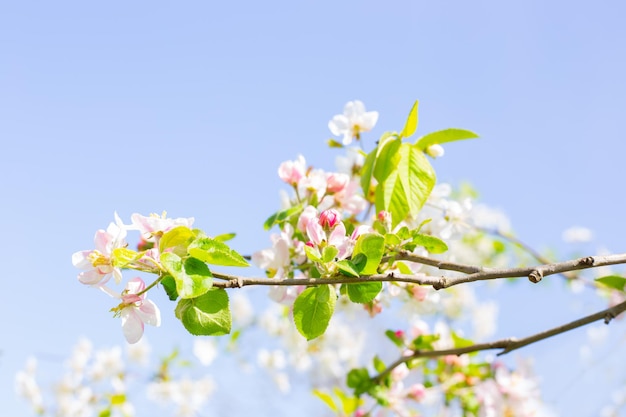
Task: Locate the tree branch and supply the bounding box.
[372,299,626,383]
[212,252,626,289]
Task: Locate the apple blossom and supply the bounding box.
[109,277,161,344]
[129,211,194,243]
[278,155,306,185]
[328,100,379,145]
[326,172,350,193]
[318,208,341,229]
[72,212,127,286]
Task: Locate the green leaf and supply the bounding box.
[346,281,382,303]
[385,329,405,347]
[336,259,360,277]
[360,147,378,200]
[263,205,303,231]
[395,261,413,275]
[451,331,474,349]
[373,355,386,373]
[384,233,401,247]
[376,143,435,227]
[412,234,448,254]
[160,275,179,301]
[304,245,322,263]
[333,388,362,414]
[373,136,402,183]
[213,233,236,242]
[161,252,213,299]
[346,367,372,396]
[352,233,385,275]
[322,245,339,263]
[410,334,440,351]
[111,248,143,268]
[293,285,336,340]
[159,226,195,255]
[188,237,249,267]
[400,100,419,138]
[415,128,479,150]
[313,390,338,412]
[595,275,626,292]
[327,138,344,148]
[175,288,231,336]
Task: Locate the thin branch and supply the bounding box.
[372,299,626,383]
[212,252,626,290]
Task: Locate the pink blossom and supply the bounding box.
[326,172,349,193]
[130,212,194,242]
[278,155,306,185]
[407,383,426,401]
[72,213,127,286]
[351,225,374,241]
[297,205,318,232]
[113,278,161,344]
[334,180,367,215]
[318,209,341,229]
[297,168,327,202]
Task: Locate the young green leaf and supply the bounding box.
[336,259,360,277]
[415,128,479,150]
[373,136,402,183]
[188,237,249,267]
[213,232,236,242]
[322,245,339,263]
[375,143,436,227]
[346,367,372,396]
[159,226,195,255]
[160,275,179,301]
[263,205,303,231]
[400,100,419,139]
[360,147,378,200]
[313,389,339,412]
[385,329,405,348]
[111,248,143,268]
[595,275,626,292]
[352,233,385,275]
[304,245,323,263]
[346,281,383,303]
[412,234,448,254]
[175,288,231,336]
[160,252,213,299]
[293,285,336,340]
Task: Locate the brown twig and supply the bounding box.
[372,299,626,383]
[212,252,626,289]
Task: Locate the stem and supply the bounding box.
[372,299,626,383]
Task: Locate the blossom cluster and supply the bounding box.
[72,212,194,343]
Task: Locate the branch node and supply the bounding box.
[230,277,243,288]
[604,312,615,324]
[433,278,447,290]
[528,270,543,283]
[579,256,595,266]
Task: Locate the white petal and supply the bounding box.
[360,111,379,130]
[121,309,144,344]
[329,115,349,136]
[137,300,161,327]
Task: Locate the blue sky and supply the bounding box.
[1,1,625,415]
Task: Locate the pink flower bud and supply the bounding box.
[326,172,350,193]
[394,330,405,339]
[278,156,306,185]
[407,383,426,401]
[318,209,341,229]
